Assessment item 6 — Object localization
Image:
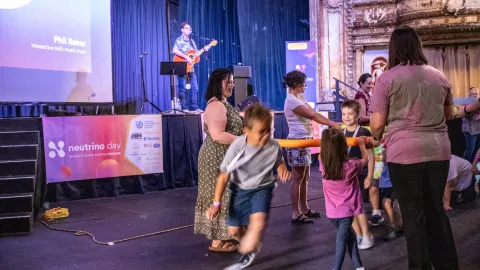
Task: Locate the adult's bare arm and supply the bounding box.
[293,105,342,130]
[205,101,238,144]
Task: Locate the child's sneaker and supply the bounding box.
[224,243,262,269]
[358,235,374,249]
[368,214,384,226]
[384,226,399,241]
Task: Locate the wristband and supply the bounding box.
[213,201,221,207]
[329,120,334,127]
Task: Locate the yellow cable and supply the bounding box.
[41,195,324,245]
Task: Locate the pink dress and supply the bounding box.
[320,159,365,218]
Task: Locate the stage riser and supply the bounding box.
[0,161,36,177]
[0,132,39,146]
[0,146,38,161]
[0,118,42,132]
[0,195,33,214]
[0,213,32,235]
[0,177,35,195]
[0,118,41,236]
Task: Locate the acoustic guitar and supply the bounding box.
[173,39,218,73]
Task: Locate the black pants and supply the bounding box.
[388,161,459,270]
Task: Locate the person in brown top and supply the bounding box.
[370,26,458,270]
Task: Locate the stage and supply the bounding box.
[0,165,479,270]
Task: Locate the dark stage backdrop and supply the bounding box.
[237,0,310,110]
[0,0,172,117]
[111,0,171,114]
[179,0,242,110]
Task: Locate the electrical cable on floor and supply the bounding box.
[41,195,324,246]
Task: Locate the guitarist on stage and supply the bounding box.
[172,22,206,113]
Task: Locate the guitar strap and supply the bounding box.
[188,38,197,51]
[185,38,196,78]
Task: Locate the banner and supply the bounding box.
[286,41,317,103]
[43,115,163,183]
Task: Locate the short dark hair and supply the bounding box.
[320,128,348,180]
[205,68,232,101]
[180,22,190,29]
[357,73,372,87]
[243,104,272,129]
[341,100,360,116]
[283,70,306,89]
[388,25,428,67]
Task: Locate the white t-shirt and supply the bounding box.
[284,93,312,138]
[447,155,472,191]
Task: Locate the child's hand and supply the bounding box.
[370,139,381,148]
[443,203,453,211]
[331,122,342,130]
[277,163,291,183]
[206,204,221,220]
[358,136,366,147]
[472,164,479,174]
[364,177,372,189]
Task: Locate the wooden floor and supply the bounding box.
[1,166,479,270]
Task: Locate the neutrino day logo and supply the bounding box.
[48,141,66,159]
[0,0,33,9]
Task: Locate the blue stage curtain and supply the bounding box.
[112,0,171,114]
[236,0,309,110]
[179,0,242,109]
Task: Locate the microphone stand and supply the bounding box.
[140,53,163,114]
[193,34,213,78]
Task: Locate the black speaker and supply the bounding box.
[228,65,252,109]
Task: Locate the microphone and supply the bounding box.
[191,31,199,36]
[88,93,96,102]
[142,52,150,55]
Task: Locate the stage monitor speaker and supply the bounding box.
[228,65,252,109]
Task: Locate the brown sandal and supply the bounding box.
[208,240,238,252]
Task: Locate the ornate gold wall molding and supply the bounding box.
[344,0,480,84]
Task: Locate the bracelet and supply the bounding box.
[213,201,221,207]
[329,120,334,127]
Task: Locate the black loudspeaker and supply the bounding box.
[228,65,252,109]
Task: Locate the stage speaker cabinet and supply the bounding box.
[228,65,252,109]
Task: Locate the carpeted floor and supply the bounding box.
[1,166,479,270]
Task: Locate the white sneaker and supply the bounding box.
[224,243,262,269]
[358,235,374,250]
[356,267,366,270]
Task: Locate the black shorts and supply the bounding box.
[379,187,396,203]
